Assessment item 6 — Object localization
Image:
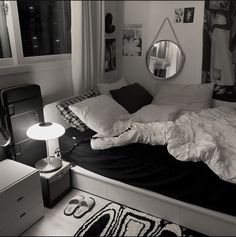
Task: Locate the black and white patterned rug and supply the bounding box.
[75,202,206,237]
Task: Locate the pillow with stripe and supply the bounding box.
[56,89,98,131]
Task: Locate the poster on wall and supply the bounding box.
[174,8,184,23]
[202,0,236,102]
[105,38,116,72]
[123,24,142,56]
[183,8,195,23]
[174,8,195,23]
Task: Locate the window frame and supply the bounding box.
[0,0,71,70]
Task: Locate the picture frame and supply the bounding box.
[105,38,116,72]
[123,24,142,56]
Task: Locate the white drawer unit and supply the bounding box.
[0,159,44,236]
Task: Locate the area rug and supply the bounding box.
[74,202,206,237]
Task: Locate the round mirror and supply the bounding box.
[0,127,10,147]
[146,40,185,80]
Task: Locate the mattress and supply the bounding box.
[59,127,236,217]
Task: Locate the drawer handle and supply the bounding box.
[20,212,26,218]
[57,172,65,179]
[17,196,24,202]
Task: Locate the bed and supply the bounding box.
[59,127,236,217]
[43,88,236,236]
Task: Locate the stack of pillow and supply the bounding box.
[57,78,214,137]
[56,88,98,132]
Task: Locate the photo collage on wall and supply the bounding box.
[202,0,236,102]
[123,24,142,56]
[174,7,195,23]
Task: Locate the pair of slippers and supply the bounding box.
[64,195,95,218]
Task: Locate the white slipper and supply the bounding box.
[64,195,84,216]
[73,197,95,218]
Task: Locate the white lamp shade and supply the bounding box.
[26,122,65,140]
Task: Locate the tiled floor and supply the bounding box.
[22,189,109,236]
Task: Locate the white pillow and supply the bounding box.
[152,84,214,112]
[132,104,180,123]
[97,78,128,96]
[69,95,131,136]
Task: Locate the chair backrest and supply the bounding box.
[43,100,70,129]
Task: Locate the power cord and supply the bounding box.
[54,137,91,158]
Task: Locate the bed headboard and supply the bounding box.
[43,101,70,156]
[43,97,236,155]
[43,101,70,129]
[43,99,236,127]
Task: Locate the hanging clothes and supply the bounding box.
[210,13,235,86]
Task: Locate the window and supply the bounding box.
[0,1,11,58]
[0,0,71,69]
[17,0,71,57]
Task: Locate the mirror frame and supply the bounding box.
[146,39,185,80]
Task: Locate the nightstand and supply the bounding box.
[40,160,71,208]
[0,159,44,236]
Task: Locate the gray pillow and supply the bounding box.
[132,104,180,123]
[153,84,214,112]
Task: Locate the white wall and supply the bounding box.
[0,2,115,104]
[0,1,205,105]
[0,61,73,105]
[0,2,119,108]
[121,1,205,94]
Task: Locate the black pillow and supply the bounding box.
[110,83,153,113]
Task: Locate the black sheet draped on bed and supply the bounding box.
[59,127,236,217]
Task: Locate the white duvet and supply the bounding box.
[91,107,236,184]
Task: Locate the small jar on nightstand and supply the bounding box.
[39,160,72,208]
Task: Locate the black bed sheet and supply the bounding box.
[59,127,236,217]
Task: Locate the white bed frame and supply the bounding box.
[44,100,236,236]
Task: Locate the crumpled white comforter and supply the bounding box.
[91,107,236,184]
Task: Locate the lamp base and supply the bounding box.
[35,156,62,173]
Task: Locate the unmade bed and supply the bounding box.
[43,94,236,235]
[59,127,236,217]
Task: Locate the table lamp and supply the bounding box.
[26,122,65,173]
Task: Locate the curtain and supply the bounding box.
[71,1,105,95]
[0,1,11,58]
